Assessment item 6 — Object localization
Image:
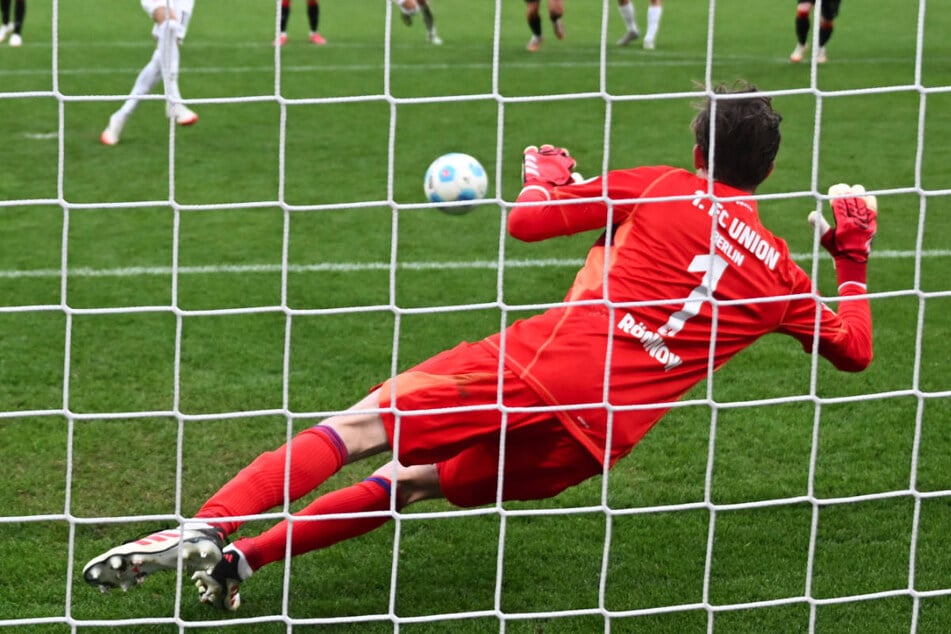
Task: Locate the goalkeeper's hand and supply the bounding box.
[522,145,578,187]
[807,184,878,264]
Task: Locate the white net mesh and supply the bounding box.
[1,0,949,631]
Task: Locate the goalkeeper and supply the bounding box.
[83,80,878,611]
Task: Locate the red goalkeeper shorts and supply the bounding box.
[376,340,602,508]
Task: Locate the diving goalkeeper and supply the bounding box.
[82,80,877,611]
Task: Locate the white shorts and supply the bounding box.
[141,0,194,39]
[141,0,195,15]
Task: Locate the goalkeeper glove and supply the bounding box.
[522,145,578,187]
[808,183,878,285]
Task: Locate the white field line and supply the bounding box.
[0,53,931,81]
[1,251,948,280]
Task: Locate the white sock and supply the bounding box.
[158,19,183,105]
[618,2,637,32]
[645,5,662,41]
[115,50,162,120]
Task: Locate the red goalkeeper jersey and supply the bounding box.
[487,166,873,466]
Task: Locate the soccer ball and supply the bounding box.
[423,153,488,215]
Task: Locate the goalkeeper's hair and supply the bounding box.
[691,80,782,192]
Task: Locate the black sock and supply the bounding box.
[795,15,809,45]
[308,2,319,32]
[421,5,434,31]
[529,15,541,37]
[280,4,289,32]
[819,25,832,47]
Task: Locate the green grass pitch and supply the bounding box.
[1,0,950,632]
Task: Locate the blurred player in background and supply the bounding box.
[100,0,198,146]
[0,0,25,47]
[393,0,441,45]
[82,81,878,611]
[273,0,326,46]
[524,0,565,52]
[790,0,841,64]
[616,0,662,49]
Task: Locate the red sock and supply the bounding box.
[196,426,348,535]
[235,476,399,571]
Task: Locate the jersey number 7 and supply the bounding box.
[658,253,729,337]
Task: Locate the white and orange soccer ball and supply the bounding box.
[423,153,488,215]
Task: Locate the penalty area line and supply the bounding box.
[0,250,949,280]
[0,259,582,279]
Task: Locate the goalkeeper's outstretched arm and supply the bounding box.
[786,184,878,372]
[509,144,618,241]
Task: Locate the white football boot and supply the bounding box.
[100,113,126,146]
[9,32,21,47]
[83,526,225,592]
[617,28,640,47]
[0,23,12,43]
[168,103,199,126]
[790,43,807,63]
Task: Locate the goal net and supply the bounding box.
[1,0,949,631]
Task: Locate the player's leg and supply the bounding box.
[275,0,290,45]
[101,49,163,145]
[229,463,437,574]
[84,338,511,600]
[790,0,814,62]
[616,0,640,47]
[193,372,601,610]
[191,371,454,612]
[193,462,441,611]
[814,0,840,63]
[83,341,503,606]
[194,392,390,536]
[82,423,348,592]
[642,0,661,49]
[82,391,391,596]
[307,0,326,44]
[4,0,23,47]
[0,0,10,43]
[525,0,542,51]
[548,0,565,41]
[394,0,418,26]
[153,2,198,126]
[418,0,441,45]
